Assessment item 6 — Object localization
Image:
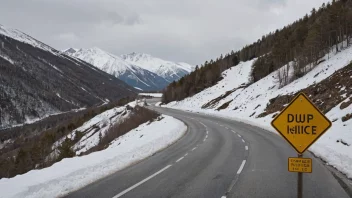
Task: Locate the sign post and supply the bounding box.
[271,92,332,198]
[297,154,303,198]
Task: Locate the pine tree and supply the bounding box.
[57,138,75,161]
[162,0,352,103]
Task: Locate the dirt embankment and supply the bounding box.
[202,84,248,109]
[259,63,352,119]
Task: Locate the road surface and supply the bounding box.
[66,104,350,198]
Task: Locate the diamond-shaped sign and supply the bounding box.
[271,92,332,154]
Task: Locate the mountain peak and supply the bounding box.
[63,48,78,54]
[64,47,194,90]
[121,52,194,81]
[0,24,56,53]
[122,52,151,60]
[64,47,170,91]
[86,47,106,54]
[0,25,135,128]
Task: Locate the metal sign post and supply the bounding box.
[271,92,332,198]
[297,154,303,198]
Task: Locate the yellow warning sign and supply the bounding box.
[271,93,332,154]
[288,157,312,173]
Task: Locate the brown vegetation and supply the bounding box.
[259,62,352,118]
[340,98,352,109]
[342,113,352,122]
[216,100,233,111]
[0,33,136,127]
[163,0,352,104]
[202,84,248,109]
[84,106,159,154]
[0,97,133,179]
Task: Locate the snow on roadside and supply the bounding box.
[139,93,163,98]
[51,103,145,157]
[165,44,352,178]
[0,115,186,198]
[310,100,352,177]
[69,107,129,155]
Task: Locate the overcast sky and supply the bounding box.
[0,0,327,65]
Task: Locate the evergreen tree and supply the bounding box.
[162,0,352,103]
[57,138,75,161]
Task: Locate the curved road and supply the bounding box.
[66,105,350,198]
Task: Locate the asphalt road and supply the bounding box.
[66,104,350,198]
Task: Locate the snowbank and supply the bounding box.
[0,115,186,198]
[73,107,129,154]
[49,106,131,157]
[165,44,352,178]
[139,93,163,98]
[127,100,146,108]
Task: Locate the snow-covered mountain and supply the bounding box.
[0,24,135,128]
[65,48,194,90]
[63,47,78,54]
[0,24,57,53]
[121,52,195,82]
[65,48,170,91]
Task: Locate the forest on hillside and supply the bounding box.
[162,0,352,103]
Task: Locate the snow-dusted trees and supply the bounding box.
[163,0,352,103]
[250,0,352,84]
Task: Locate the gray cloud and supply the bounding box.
[0,0,327,64]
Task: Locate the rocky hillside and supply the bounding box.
[0,25,136,129]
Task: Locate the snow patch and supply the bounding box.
[121,52,195,79]
[0,24,56,54]
[0,115,186,198]
[139,93,163,98]
[134,86,143,91]
[166,44,352,178]
[0,54,14,64]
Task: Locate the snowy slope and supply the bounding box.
[51,106,131,156]
[50,100,146,158]
[63,48,78,54]
[0,24,135,128]
[170,59,255,109]
[65,48,169,91]
[0,114,186,198]
[166,43,352,178]
[122,52,195,82]
[0,24,57,54]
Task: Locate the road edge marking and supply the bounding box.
[113,165,172,198]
